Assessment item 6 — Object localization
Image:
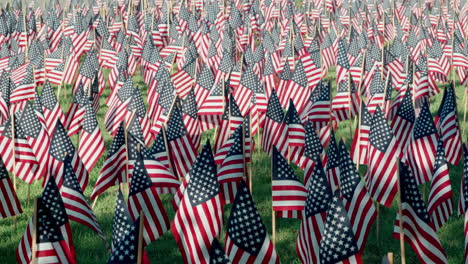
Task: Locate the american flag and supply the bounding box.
[332,78,359,122]
[105,77,134,136]
[336,38,350,84]
[198,81,224,132]
[110,190,133,251]
[48,120,88,190]
[172,58,195,99]
[60,157,104,239]
[166,104,197,180]
[304,122,325,166]
[78,104,105,173]
[16,178,75,264]
[272,146,307,219]
[325,129,340,192]
[10,65,35,105]
[209,238,231,263]
[391,88,415,155]
[261,89,287,156]
[365,106,400,207]
[0,111,39,185]
[193,65,215,108]
[217,126,245,204]
[64,84,87,137]
[18,102,49,181]
[40,80,65,133]
[0,158,22,218]
[215,95,243,152]
[0,70,10,122]
[181,90,201,150]
[303,80,331,130]
[171,141,224,264]
[436,84,462,165]
[339,140,377,251]
[366,69,386,114]
[393,162,448,264]
[427,39,449,82]
[427,138,453,231]
[127,152,169,245]
[319,191,362,263]
[280,60,310,114]
[286,100,305,148]
[236,65,259,115]
[100,38,118,69]
[225,181,279,264]
[405,102,438,185]
[296,157,332,264]
[107,215,142,264]
[91,123,127,200]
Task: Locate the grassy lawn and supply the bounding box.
[0,67,466,264]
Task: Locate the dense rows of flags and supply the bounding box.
[0,0,467,262]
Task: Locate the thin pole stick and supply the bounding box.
[396,161,406,264]
[31,198,38,264]
[91,195,98,209]
[10,108,16,192]
[137,211,145,264]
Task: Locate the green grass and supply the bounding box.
[0,68,466,263]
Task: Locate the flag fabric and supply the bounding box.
[365,106,400,207]
[127,152,169,245]
[319,191,362,264]
[393,162,448,264]
[296,157,332,264]
[166,104,197,180]
[325,129,340,192]
[18,101,49,181]
[16,177,75,264]
[61,156,104,239]
[339,140,377,251]
[261,90,287,155]
[225,181,280,264]
[436,84,462,165]
[48,120,88,190]
[107,215,142,264]
[0,158,22,218]
[351,103,372,166]
[171,141,223,264]
[405,102,438,185]
[91,123,127,200]
[0,111,39,184]
[286,99,305,148]
[217,126,245,204]
[391,88,415,155]
[78,104,105,173]
[40,80,65,133]
[427,138,453,231]
[272,146,307,219]
[303,80,331,130]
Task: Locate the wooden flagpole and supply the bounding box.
[31,198,38,264]
[137,211,145,264]
[10,108,17,193]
